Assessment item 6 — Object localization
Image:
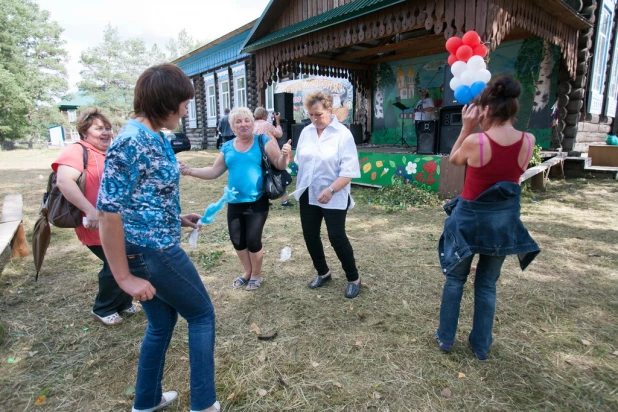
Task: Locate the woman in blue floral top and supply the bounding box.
[97,64,220,412]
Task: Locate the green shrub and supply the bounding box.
[370,177,441,211]
[528,144,543,167]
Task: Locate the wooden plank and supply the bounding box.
[1,194,23,223]
[0,221,21,258]
[519,164,549,183]
[465,0,476,32]
[438,158,466,198]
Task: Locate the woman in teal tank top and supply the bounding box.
[180,107,291,291]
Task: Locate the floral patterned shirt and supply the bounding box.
[97,119,181,249]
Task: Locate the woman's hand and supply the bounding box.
[178,162,192,176]
[281,139,292,161]
[117,274,156,301]
[180,213,202,229]
[317,188,334,204]
[461,104,480,133]
[84,208,99,230]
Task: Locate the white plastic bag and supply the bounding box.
[279,246,292,262]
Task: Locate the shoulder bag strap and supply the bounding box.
[257,134,270,170]
[74,142,88,192]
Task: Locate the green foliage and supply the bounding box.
[528,144,543,167]
[0,0,68,142]
[195,250,223,271]
[78,25,167,131]
[370,177,441,211]
[166,29,204,61]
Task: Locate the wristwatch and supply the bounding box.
[328,187,335,194]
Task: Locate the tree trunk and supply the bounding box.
[530,41,554,128]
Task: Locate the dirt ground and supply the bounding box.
[0,148,617,411]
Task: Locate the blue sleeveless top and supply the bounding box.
[221,134,269,203]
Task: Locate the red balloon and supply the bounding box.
[447,54,458,66]
[456,45,473,62]
[473,43,488,58]
[462,31,481,47]
[445,37,463,54]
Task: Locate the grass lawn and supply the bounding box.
[0,148,617,411]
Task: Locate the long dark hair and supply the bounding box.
[475,75,521,126]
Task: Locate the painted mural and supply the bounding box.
[275,77,354,124]
[372,38,560,148]
[286,152,442,191]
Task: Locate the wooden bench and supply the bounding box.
[519,156,566,191]
[0,194,29,275]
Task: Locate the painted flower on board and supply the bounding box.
[395,166,406,177]
[405,161,417,175]
[423,160,437,175]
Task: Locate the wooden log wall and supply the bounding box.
[254,0,582,101]
[272,0,358,31]
[574,0,617,152]
[186,74,206,149]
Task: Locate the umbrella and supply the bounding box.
[32,208,51,282]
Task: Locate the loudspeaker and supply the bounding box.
[274,92,294,122]
[349,124,363,145]
[438,106,464,154]
[276,119,293,148]
[291,123,306,149]
[415,120,438,154]
[442,68,459,108]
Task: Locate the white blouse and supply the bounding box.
[291,115,360,210]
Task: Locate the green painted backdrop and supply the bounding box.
[372,38,561,149]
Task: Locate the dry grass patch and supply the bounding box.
[0,148,617,411]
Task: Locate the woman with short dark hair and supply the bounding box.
[53,107,138,326]
[435,75,540,360]
[97,63,220,412]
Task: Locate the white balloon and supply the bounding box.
[449,76,462,91]
[460,70,475,87]
[451,61,467,78]
[477,69,492,83]
[467,55,486,72]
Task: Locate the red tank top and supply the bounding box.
[461,132,530,200]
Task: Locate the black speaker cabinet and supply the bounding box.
[442,67,459,108]
[416,120,438,154]
[438,106,464,154]
[274,92,294,122]
[291,123,306,149]
[276,119,293,148]
[349,124,363,145]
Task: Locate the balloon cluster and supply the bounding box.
[445,31,491,104]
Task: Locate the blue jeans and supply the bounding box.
[437,254,506,356]
[126,242,216,411]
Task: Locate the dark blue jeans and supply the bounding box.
[437,254,506,356]
[126,242,216,411]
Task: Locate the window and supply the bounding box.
[588,0,616,114]
[265,83,275,111]
[235,76,246,108]
[207,85,216,118]
[187,80,197,128]
[221,80,230,111]
[605,24,618,116]
[67,110,77,122]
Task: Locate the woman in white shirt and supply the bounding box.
[292,91,362,298]
[415,88,436,121]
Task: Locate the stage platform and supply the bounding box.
[289,144,466,197]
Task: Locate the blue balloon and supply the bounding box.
[470,81,487,98]
[454,85,473,104]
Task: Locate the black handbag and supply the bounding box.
[257,134,292,200]
[43,143,88,228]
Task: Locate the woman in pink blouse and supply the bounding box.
[253,107,293,207]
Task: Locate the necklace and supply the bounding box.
[235,136,254,152]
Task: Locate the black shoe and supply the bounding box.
[281,200,294,207]
[308,274,331,289]
[345,280,361,299]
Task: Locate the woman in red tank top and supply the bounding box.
[435,75,538,360]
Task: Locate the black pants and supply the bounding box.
[87,245,133,317]
[227,195,269,253]
[299,191,359,282]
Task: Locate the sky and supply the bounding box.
[36,0,271,91]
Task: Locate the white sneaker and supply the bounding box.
[121,303,142,316]
[190,400,221,412]
[131,390,178,412]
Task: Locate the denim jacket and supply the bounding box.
[439,181,540,275]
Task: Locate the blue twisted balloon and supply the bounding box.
[200,187,238,224]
